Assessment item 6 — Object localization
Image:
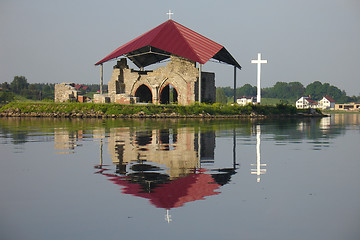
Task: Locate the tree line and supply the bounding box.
[0,76,55,103]
[1,76,359,104]
[0,76,104,103]
[216,81,360,104]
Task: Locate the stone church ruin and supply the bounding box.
[55,19,241,104]
[94,56,215,105]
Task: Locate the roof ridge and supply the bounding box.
[95,19,238,67]
[95,21,169,65]
[174,20,224,64]
[168,20,203,63]
[147,20,172,45]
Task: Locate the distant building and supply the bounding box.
[318,95,336,109]
[335,103,360,111]
[74,84,89,92]
[55,83,91,103]
[296,95,336,109]
[237,96,256,106]
[296,96,318,109]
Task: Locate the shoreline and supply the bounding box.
[0,112,325,119]
[0,102,326,119]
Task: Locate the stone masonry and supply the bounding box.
[94,55,216,105]
[54,83,78,102]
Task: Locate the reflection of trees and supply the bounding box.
[255,118,344,142]
[2,129,28,144]
[0,116,355,148]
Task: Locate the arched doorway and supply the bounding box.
[135,84,152,103]
[160,84,178,104]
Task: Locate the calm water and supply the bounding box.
[0,114,359,240]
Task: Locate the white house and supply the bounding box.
[296,96,318,109]
[237,96,256,106]
[318,95,335,109]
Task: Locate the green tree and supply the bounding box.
[305,81,323,99]
[1,82,10,91]
[305,81,347,102]
[272,82,290,98]
[216,88,227,103]
[221,87,234,98]
[10,76,29,94]
[237,84,257,97]
[288,82,305,99]
[0,91,15,103]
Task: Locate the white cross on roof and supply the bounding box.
[166,10,174,20]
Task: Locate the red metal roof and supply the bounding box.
[102,171,220,209]
[323,95,335,102]
[95,20,240,69]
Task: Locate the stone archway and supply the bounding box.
[160,84,178,104]
[135,84,153,103]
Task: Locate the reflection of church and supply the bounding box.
[95,127,237,222]
[107,127,216,178]
[54,129,83,154]
[52,124,238,221]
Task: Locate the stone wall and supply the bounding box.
[108,58,127,102]
[106,56,216,105]
[197,72,215,103]
[54,83,78,102]
[93,94,110,103]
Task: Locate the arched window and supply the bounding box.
[135,84,152,103]
[160,84,178,104]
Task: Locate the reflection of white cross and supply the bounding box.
[167,10,174,20]
[251,125,266,182]
[165,209,172,223]
[251,53,267,103]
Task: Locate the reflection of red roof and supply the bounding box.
[95,20,240,69]
[103,172,220,209]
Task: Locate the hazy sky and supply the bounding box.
[1,0,360,95]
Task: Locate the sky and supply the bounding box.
[1,0,360,96]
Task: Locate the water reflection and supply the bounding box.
[1,114,358,146]
[94,127,237,222]
[1,115,360,238]
[1,115,359,215]
[54,129,83,153]
[251,125,266,182]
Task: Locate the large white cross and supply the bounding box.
[251,53,267,103]
[166,10,174,20]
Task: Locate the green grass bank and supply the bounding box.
[0,102,324,118]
